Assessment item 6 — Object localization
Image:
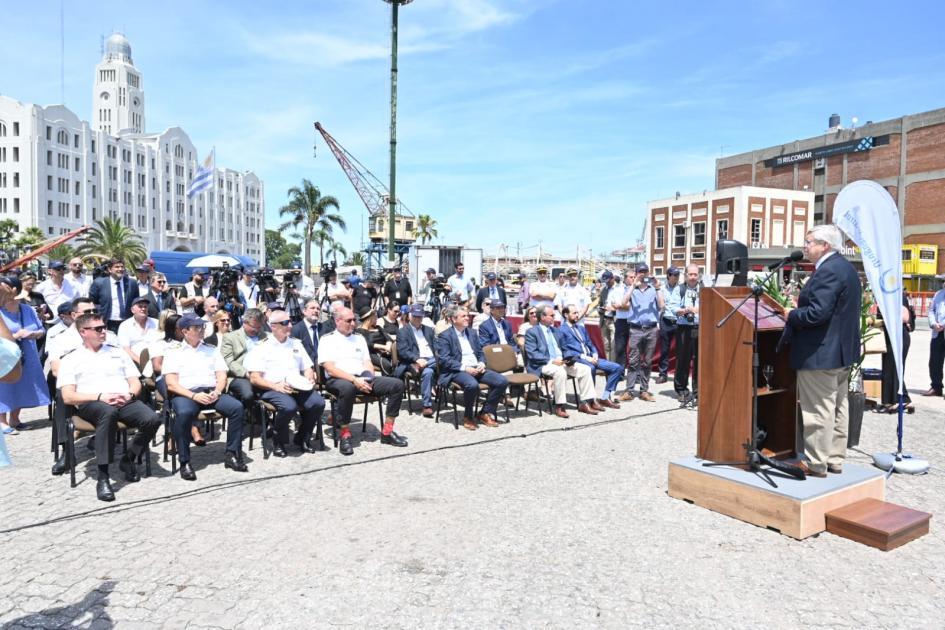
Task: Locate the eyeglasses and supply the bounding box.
[272,320,291,327]
[76,308,99,315]
[155,280,166,285]
[81,325,106,333]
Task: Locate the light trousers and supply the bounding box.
[797,367,850,473]
[541,362,595,404]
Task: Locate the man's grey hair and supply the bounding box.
[540,305,555,318]
[303,296,320,309]
[243,308,264,324]
[443,303,462,321]
[808,224,845,251]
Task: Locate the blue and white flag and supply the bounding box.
[834,180,903,394]
[186,150,214,198]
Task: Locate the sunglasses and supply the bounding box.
[81,325,106,333]
[155,280,166,285]
[272,320,292,327]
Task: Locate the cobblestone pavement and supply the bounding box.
[1,331,942,629]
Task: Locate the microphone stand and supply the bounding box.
[702,258,806,488]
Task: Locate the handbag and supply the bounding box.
[863,323,887,354]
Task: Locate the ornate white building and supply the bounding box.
[0,33,264,261]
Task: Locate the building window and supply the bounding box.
[655,226,665,249]
[0,122,5,137]
[750,218,762,245]
[12,122,18,136]
[653,267,664,276]
[46,126,51,140]
[673,224,686,248]
[717,219,728,240]
[57,129,69,145]
[13,198,19,213]
[12,147,18,162]
[692,252,706,259]
[47,200,53,215]
[692,222,706,246]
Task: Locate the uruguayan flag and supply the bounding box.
[186,150,214,198]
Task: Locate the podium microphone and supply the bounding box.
[767,250,803,270]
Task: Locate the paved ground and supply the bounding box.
[0,330,942,629]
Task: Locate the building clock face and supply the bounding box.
[100,92,109,100]
[133,97,139,106]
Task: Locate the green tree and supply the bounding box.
[13,226,45,252]
[76,217,147,268]
[278,179,345,273]
[324,239,347,266]
[45,243,76,265]
[345,252,365,267]
[413,214,438,244]
[0,219,18,245]
[265,229,302,269]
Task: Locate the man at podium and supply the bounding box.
[781,225,861,478]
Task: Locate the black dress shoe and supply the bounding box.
[180,462,197,481]
[96,478,115,502]
[118,455,141,483]
[313,438,331,452]
[339,436,354,456]
[380,432,408,447]
[51,453,67,476]
[296,438,318,454]
[272,443,287,458]
[224,451,249,472]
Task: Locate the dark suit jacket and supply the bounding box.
[477,316,515,351]
[89,275,138,321]
[146,290,177,318]
[782,252,861,370]
[475,286,508,312]
[290,319,321,365]
[524,324,578,376]
[434,326,483,385]
[559,321,602,373]
[395,323,436,377]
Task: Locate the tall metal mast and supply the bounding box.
[384,0,412,262]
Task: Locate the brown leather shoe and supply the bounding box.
[477,413,499,427]
[526,390,541,402]
[554,406,570,419]
[616,392,634,402]
[578,403,599,415]
[638,391,655,402]
[462,418,478,431]
[590,400,604,411]
[598,399,620,409]
[921,388,943,397]
[796,460,827,478]
[422,407,434,417]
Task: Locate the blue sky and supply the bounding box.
[2,0,944,262]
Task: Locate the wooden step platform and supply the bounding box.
[825,498,931,551]
[668,456,885,539]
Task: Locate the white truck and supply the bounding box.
[408,245,483,300]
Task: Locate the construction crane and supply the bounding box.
[314,122,416,276]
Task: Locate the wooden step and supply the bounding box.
[825,498,931,551]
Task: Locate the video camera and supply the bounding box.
[427,275,449,294]
[209,262,240,292]
[319,261,337,281]
[91,262,111,280]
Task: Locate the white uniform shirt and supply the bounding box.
[46,326,120,373]
[162,341,227,389]
[37,278,78,318]
[244,336,312,382]
[606,283,630,320]
[317,331,371,375]
[529,280,557,309]
[555,283,590,316]
[58,343,137,395]
[63,273,91,297]
[117,317,160,353]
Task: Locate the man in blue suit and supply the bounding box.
[396,304,437,417]
[559,304,622,409]
[290,297,322,365]
[524,305,598,418]
[477,300,520,363]
[434,304,508,430]
[780,225,861,478]
[88,258,139,333]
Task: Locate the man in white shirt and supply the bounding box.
[237,268,261,309]
[555,267,591,321]
[37,261,78,323]
[179,268,209,316]
[117,296,160,366]
[319,307,407,455]
[318,269,352,315]
[446,261,474,306]
[417,268,438,304]
[202,295,220,337]
[245,310,327,457]
[472,299,492,332]
[163,313,248,479]
[57,313,162,501]
[63,257,91,297]
[606,271,632,368]
[528,265,557,310]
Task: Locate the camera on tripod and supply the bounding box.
[209,262,239,292]
[319,261,337,281]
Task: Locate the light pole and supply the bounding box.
[384,0,413,264]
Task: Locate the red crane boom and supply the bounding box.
[0,225,91,273]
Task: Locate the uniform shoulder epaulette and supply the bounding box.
[59,347,78,359]
[167,340,183,349]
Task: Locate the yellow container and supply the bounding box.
[901,246,915,275]
[914,245,938,276]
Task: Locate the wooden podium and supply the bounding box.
[697,287,797,462]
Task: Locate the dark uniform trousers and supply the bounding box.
[443,370,508,418]
[325,374,404,426]
[258,389,326,445]
[75,400,162,466]
[673,324,698,394]
[612,319,630,366]
[657,317,677,377]
[227,377,254,404]
[170,388,245,464]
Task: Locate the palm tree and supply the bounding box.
[76,217,147,268]
[45,243,76,264]
[325,239,347,266]
[13,226,45,252]
[345,252,366,267]
[413,214,438,244]
[278,179,345,273]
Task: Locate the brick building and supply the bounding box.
[646,186,814,278]
[716,107,945,274]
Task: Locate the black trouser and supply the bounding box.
[882,325,911,405]
[171,388,246,464]
[258,389,325,446]
[673,325,698,394]
[75,400,162,466]
[929,332,945,392]
[657,318,677,376]
[227,377,254,404]
[444,369,508,418]
[325,375,404,427]
[612,319,630,367]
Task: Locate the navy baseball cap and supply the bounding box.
[135,264,150,273]
[485,272,497,280]
[191,267,207,275]
[425,267,436,273]
[266,301,281,310]
[49,260,66,270]
[667,266,680,276]
[57,302,73,315]
[491,300,506,308]
[600,270,614,281]
[178,313,205,329]
[409,304,425,317]
[635,263,650,273]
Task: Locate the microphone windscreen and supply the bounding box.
[789,250,804,261]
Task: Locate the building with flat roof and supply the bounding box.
[0,33,264,261]
[716,108,945,274]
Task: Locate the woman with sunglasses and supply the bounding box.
[0,276,50,434]
[515,307,539,352]
[204,311,232,348]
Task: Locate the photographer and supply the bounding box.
[352,276,379,315]
[673,264,701,403]
[417,268,437,304]
[317,266,351,315]
[212,271,247,328]
[283,263,315,302]
[382,267,412,308]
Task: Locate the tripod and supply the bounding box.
[702,263,806,488]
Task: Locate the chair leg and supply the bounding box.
[261,403,271,460]
[451,389,460,430]
[571,378,579,406]
[247,403,255,452]
[162,407,171,463]
[330,399,339,448]
[143,445,151,477]
[361,401,368,433]
[67,421,77,489]
[434,386,442,424]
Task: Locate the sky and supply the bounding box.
[2,0,944,263]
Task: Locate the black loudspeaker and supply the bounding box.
[715,239,748,287]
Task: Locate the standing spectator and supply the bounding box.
[417,268,437,305]
[352,276,379,315]
[446,262,475,306]
[475,272,507,312]
[516,272,530,313]
[619,264,663,402]
[528,266,557,311]
[237,268,261,309]
[673,265,701,402]
[923,277,945,397]
[876,294,915,414]
[36,261,78,323]
[606,271,632,367]
[597,271,616,360]
[0,277,50,434]
[63,257,91,297]
[145,272,176,318]
[16,271,52,328]
[382,267,412,307]
[179,268,210,316]
[656,267,682,384]
[89,258,138,333]
[555,268,591,322]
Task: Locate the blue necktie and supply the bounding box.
[545,327,561,360]
[115,280,125,316]
[157,293,164,311]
